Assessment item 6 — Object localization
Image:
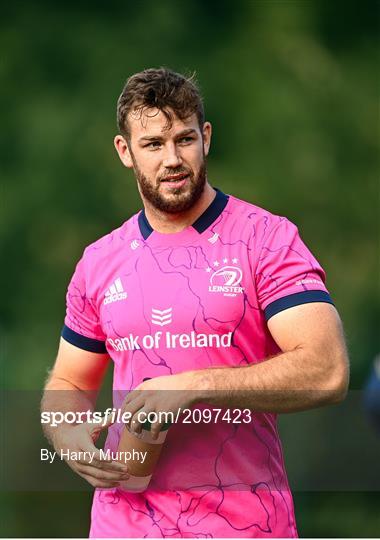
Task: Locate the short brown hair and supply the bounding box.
[117,67,205,139]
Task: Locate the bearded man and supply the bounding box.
[42,67,349,538]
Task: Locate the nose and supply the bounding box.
[162,142,182,169]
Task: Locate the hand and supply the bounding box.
[122,371,204,440]
[52,417,129,488]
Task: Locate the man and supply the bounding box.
[42,67,349,538]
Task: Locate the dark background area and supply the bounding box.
[1,0,379,537]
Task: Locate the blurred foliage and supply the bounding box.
[1,0,379,537]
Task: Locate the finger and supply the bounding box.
[75,436,104,457]
[66,441,122,471]
[78,426,122,459]
[123,399,146,429]
[77,471,121,489]
[76,463,129,482]
[71,447,128,473]
[129,406,151,434]
[62,427,100,456]
[150,420,164,440]
[75,455,129,474]
[122,388,140,407]
[133,406,164,438]
[124,395,146,413]
[123,386,152,407]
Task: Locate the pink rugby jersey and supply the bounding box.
[62,189,333,538]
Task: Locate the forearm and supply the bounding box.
[41,376,97,446]
[191,347,347,413]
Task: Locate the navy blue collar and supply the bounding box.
[138,188,229,240]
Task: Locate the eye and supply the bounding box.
[145,141,161,149]
[179,136,194,144]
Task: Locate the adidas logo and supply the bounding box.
[104,278,127,305]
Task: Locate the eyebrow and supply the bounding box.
[138,128,198,143]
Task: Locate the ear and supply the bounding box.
[114,135,134,168]
[202,122,212,157]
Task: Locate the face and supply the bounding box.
[114,108,212,213]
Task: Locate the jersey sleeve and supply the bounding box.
[61,255,107,353]
[255,218,334,321]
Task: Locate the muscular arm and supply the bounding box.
[130,302,349,432]
[194,302,349,412]
[41,338,110,444]
[41,338,129,488]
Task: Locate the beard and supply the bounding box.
[132,159,207,214]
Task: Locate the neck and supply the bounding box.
[142,183,216,234]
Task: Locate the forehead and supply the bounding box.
[128,107,199,138]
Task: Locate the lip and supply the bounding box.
[160,173,190,189]
[161,173,189,182]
